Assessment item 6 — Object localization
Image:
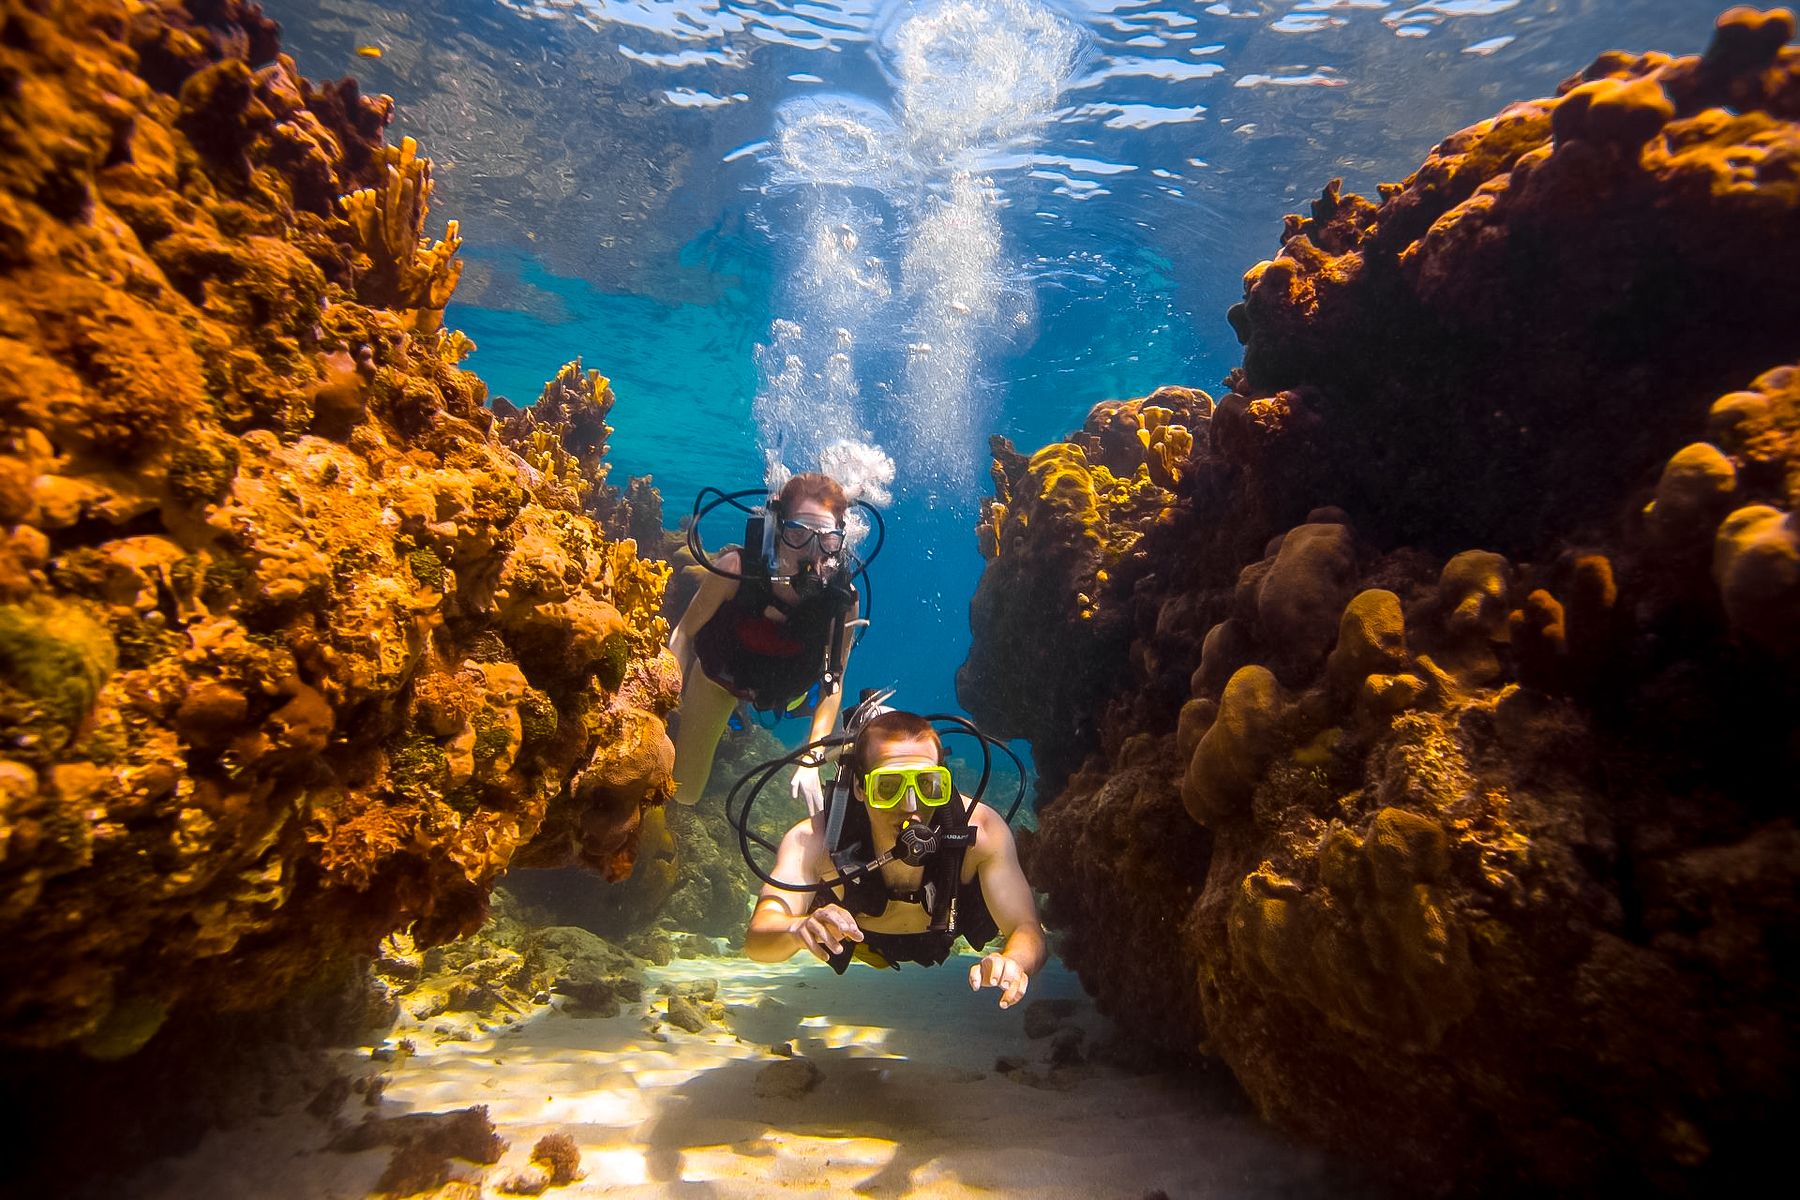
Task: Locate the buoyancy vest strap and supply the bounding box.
[824,782,850,875]
[820,582,852,697]
[926,797,977,934]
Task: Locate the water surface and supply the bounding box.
[268,0,1710,721]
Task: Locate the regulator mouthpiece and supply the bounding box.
[896,820,939,867]
[789,560,825,598]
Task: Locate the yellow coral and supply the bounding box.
[997,439,1168,620]
[1183,664,1285,827]
[525,427,595,506]
[1645,442,1737,550]
[605,539,671,651]
[497,361,621,521]
[436,329,476,364]
[1712,504,1799,654]
[1136,405,1194,487]
[978,499,1007,558]
[1326,589,1409,702]
[341,136,464,332]
[1231,805,1475,1049]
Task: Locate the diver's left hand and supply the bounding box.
[970,953,1030,1009]
[791,763,824,815]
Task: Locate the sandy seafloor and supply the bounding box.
[128,952,1376,1199]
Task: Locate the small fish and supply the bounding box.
[356,45,384,59]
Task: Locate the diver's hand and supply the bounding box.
[970,953,1030,1009]
[791,904,862,962]
[791,763,825,815]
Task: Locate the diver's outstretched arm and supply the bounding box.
[743,819,864,962]
[969,808,1047,1008]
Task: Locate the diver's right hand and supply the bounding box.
[791,904,863,962]
[791,763,825,815]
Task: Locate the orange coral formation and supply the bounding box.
[0,0,674,1054]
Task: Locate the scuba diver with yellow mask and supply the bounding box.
[668,473,883,812]
[736,699,1045,1009]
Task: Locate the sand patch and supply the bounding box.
[129,953,1370,1198]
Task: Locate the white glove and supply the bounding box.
[791,763,825,815]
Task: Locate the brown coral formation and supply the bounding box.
[0,0,675,1056]
[499,1132,583,1195]
[960,385,1210,790]
[963,9,1800,1193]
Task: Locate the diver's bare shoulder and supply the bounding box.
[773,814,831,871]
[964,800,1015,870]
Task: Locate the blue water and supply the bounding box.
[270,0,1711,723]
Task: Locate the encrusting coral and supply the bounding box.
[0,0,676,1057]
[964,8,1800,1194]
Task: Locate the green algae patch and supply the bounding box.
[0,599,116,759]
[201,555,248,606]
[518,689,557,746]
[407,546,446,591]
[471,708,509,766]
[390,735,449,800]
[464,630,513,664]
[166,437,240,504]
[77,993,170,1062]
[596,629,631,691]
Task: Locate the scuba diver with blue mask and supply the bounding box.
[735,698,1045,1009]
[668,473,881,812]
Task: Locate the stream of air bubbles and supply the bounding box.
[753,0,1080,515]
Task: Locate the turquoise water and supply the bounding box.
[270,0,1710,722]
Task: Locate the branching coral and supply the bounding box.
[491,359,653,541]
[341,136,463,331]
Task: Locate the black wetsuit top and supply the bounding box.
[692,576,853,713]
[816,800,999,973]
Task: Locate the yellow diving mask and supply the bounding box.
[862,765,954,809]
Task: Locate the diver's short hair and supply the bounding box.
[846,710,943,773]
[777,473,848,523]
